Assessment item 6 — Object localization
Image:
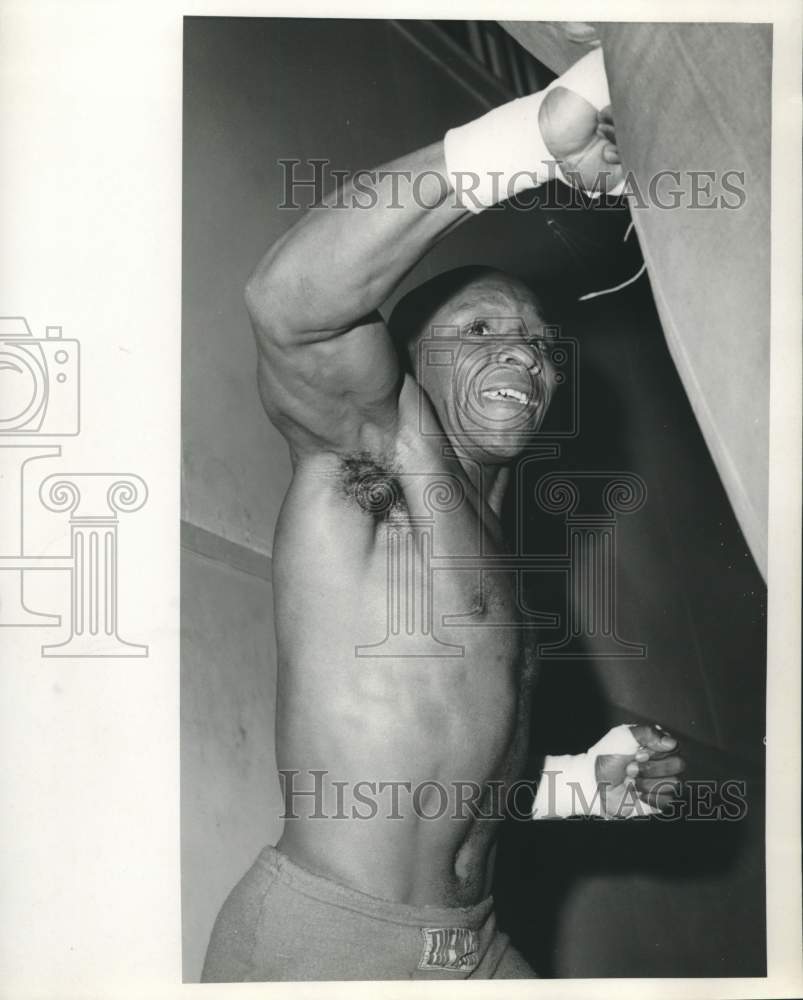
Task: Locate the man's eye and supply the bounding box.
[465,319,492,337]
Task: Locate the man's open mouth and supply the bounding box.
[460,360,549,426]
[480,387,532,406]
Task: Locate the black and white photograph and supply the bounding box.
[1,4,801,999]
[182,15,771,983]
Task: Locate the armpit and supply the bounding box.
[339,452,408,519]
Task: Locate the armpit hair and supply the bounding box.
[339,452,407,519]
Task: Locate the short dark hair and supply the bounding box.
[387,265,550,371]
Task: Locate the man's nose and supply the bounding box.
[496,343,541,372]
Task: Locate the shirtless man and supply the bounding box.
[203,50,684,981]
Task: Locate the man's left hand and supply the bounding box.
[539,90,624,193]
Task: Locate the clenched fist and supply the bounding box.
[595,724,685,818]
[539,88,623,194]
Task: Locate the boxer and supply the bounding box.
[203,50,684,982]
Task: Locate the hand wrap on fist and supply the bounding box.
[444,47,623,211]
[532,723,663,820]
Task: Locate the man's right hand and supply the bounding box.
[596,724,685,816]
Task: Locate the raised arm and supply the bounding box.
[245,142,468,454]
[246,144,465,346]
[245,48,622,456]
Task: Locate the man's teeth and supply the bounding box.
[482,388,529,404]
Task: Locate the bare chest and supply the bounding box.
[335,450,528,659]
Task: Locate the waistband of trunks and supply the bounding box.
[256,845,495,929]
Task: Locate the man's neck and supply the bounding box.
[449,449,511,519]
[484,464,510,518]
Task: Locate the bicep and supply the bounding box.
[254,312,402,454]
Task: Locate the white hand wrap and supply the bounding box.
[532,723,654,819]
[443,47,618,212]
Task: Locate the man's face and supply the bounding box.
[415,275,556,461]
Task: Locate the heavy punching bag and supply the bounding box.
[502,21,771,580]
